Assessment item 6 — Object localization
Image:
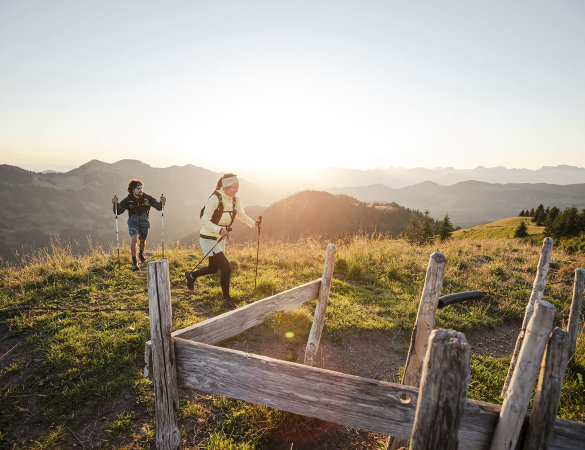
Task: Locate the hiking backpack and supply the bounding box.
[200,191,237,226]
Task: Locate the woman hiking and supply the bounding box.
[112,179,166,270]
[185,173,260,309]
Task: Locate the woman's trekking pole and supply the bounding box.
[254,216,263,289]
[115,199,120,267]
[161,194,165,259]
[192,227,232,270]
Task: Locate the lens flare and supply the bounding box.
[285,331,295,339]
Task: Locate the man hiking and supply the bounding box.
[112,179,166,270]
[185,173,260,308]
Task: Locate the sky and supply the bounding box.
[1,0,584,173]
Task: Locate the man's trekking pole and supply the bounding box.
[114,199,120,267]
[254,216,263,289]
[161,194,165,259]
[192,227,232,270]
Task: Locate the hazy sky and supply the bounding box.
[1,1,584,173]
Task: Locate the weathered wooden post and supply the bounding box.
[490,299,556,450]
[304,243,337,366]
[147,260,181,450]
[402,252,447,386]
[388,252,446,450]
[523,327,569,450]
[410,329,471,450]
[502,237,553,396]
[567,268,584,361]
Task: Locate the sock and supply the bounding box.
[132,256,137,264]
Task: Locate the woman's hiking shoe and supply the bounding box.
[139,253,146,263]
[185,271,195,290]
[131,262,140,271]
[222,298,238,310]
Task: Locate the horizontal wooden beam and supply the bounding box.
[173,279,321,343]
[145,279,321,376]
[173,338,585,450]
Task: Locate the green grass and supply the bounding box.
[453,217,545,239]
[1,235,584,447]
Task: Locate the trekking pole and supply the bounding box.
[161,194,165,259]
[192,227,232,270]
[114,199,120,267]
[254,216,263,289]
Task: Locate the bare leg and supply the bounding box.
[131,235,138,257]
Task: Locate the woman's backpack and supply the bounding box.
[200,191,237,226]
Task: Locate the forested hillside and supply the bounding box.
[225,190,425,243]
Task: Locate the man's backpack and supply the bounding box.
[200,191,237,226]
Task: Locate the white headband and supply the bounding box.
[221,175,239,187]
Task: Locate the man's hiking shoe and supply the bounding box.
[131,263,140,271]
[222,298,238,310]
[139,253,146,263]
[185,271,195,290]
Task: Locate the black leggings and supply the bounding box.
[191,251,232,298]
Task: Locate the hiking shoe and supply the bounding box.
[185,271,195,290]
[131,262,140,271]
[222,298,238,310]
[139,253,146,263]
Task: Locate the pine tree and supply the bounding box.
[534,204,546,225]
[421,210,435,244]
[405,217,422,244]
[437,214,454,241]
[514,220,528,238]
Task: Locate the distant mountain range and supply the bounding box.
[241,164,585,192]
[2,160,585,259]
[327,182,585,226]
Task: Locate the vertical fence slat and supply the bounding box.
[502,237,553,396]
[402,251,447,387]
[388,252,446,450]
[304,243,337,366]
[523,327,570,450]
[410,329,471,450]
[490,300,556,450]
[148,260,181,450]
[567,268,585,361]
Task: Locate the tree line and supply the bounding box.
[519,204,585,240]
[403,211,454,244]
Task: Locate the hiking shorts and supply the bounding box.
[200,236,226,257]
[128,214,150,240]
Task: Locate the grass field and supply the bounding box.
[453,217,545,239]
[1,235,584,448]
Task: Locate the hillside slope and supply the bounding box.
[1,237,584,448]
[226,190,425,243]
[453,217,545,239]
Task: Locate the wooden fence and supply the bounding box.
[144,241,585,450]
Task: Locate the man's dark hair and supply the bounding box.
[128,179,144,194]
